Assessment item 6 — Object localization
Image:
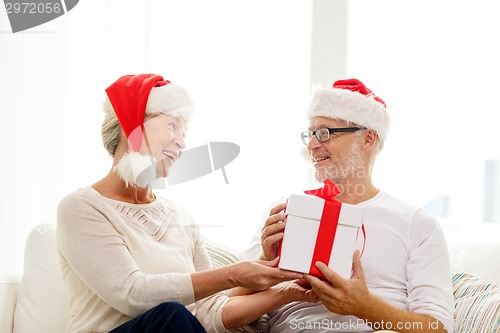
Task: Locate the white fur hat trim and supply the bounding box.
[307,87,391,143]
[145,84,195,121]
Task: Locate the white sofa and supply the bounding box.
[1,224,499,333]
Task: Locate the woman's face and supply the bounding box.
[141,113,186,178]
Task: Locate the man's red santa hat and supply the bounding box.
[103,74,194,187]
[307,78,390,145]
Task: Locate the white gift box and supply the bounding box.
[278,194,364,279]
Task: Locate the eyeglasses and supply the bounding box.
[301,127,365,145]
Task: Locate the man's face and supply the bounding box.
[306,116,365,184]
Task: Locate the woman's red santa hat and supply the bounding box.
[307,78,390,145]
[103,74,194,187]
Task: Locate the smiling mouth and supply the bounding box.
[162,150,178,162]
[312,156,330,163]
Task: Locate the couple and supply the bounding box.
[57,74,454,333]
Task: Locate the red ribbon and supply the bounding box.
[304,179,342,278]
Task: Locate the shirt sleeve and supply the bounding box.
[406,209,455,333]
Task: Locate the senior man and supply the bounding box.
[243,79,454,333]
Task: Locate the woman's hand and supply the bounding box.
[229,257,303,291]
[274,279,319,304]
[261,202,287,261]
[221,279,318,330]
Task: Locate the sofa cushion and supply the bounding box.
[205,239,241,268]
[452,271,500,333]
[13,224,69,333]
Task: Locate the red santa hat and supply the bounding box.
[103,73,194,187]
[104,73,194,152]
[307,78,390,144]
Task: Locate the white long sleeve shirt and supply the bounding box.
[57,187,229,333]
[241,191,455,333]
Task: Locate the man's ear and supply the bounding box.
[363,129,378,151]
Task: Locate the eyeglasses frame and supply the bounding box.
[301,126,365,145]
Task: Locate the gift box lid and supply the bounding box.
[286,194,363,228]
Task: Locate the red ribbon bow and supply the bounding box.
[304,179,340,199]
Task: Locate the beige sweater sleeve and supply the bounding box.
[189,228,230,333]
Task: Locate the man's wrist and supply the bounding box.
[355,292,381,320]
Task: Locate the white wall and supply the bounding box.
[0,0,312,275]
[346,0,500,246]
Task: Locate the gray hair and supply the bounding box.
[101,106,122,157]
[346,120,383,153]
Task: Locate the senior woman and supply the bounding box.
[57,74,316,333]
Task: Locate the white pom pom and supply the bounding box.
[114,152,157,188]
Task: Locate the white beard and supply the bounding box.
[315,141,364,184]
[114,152,158,188]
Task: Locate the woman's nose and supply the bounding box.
[174,133,186,150]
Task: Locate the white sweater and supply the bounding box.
[242,191,455,333]
[57,187,229,333]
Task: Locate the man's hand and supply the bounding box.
[304,250,447,332]
[304,250,373,317]
[260,202,287,260]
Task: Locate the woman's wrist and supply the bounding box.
[225,262,241,289]
[191,264,242,300]
[270,284,293,305]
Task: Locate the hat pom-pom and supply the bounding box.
[114,152,157,188]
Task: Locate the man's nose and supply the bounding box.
[307,135,321,150]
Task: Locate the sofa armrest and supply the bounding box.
[449,242,500,283]
[0,274,21,333]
